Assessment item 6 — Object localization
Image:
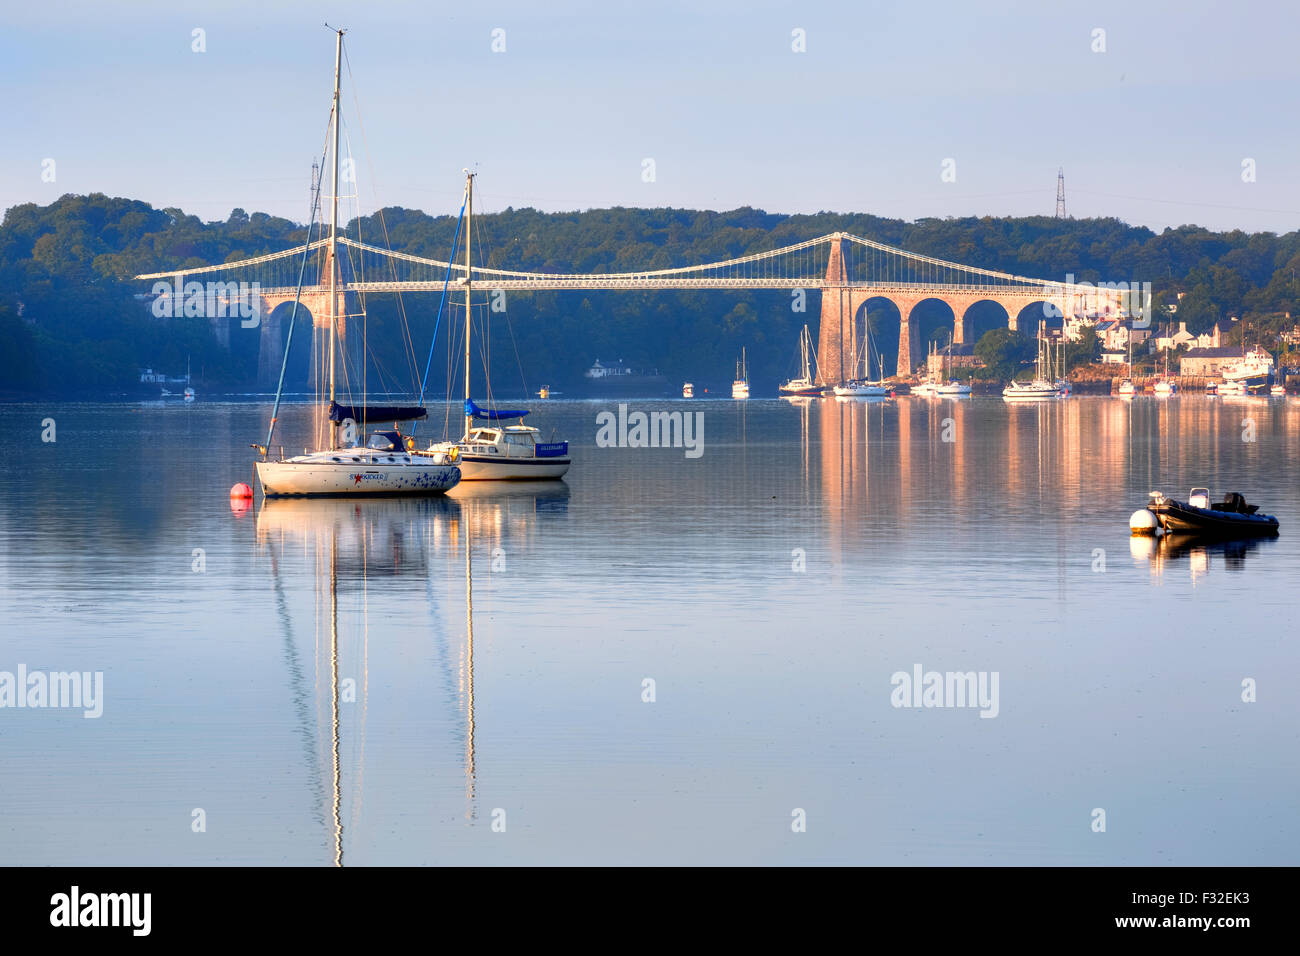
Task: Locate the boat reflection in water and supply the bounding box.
[1131,532,1277,582]
[254,487,569,864]
[450,479,571,516]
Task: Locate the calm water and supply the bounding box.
[1,395,1297,865]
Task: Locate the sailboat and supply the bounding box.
[910,340,942,397]
[1117,333,1136,397]
[833,380,883,397]
[832,318,889,396]
[254,30,461,497]
[1003,322,1063,401]
[934,335,971,396]
[1152,347,1178,396]
[780,325,826,396]
[425,172,572,480]
[160,356,197,401]
[731,348,750,399]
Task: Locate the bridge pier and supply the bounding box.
[897,307,915,378]
[816,236,854,385]
[210,313,230,351]
[953,308,965,345]
[257,300,284,389]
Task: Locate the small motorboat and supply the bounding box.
[1145,488,1279,536]
[682,382,694,398]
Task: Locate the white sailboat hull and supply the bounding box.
[257,456,461,496]
[833,383,889,396]
[1002,381,1062,401]
[451,455,571,480]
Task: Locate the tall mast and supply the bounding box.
[464,171,474,441]
[327,27,344,449]
[864,318,871,381]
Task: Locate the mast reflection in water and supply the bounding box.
[254,485,570,864]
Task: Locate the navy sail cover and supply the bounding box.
[465,398,529,420]
[329,402,427,423]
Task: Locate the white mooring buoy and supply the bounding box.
[1129,508,1160,535]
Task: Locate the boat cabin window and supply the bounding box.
[367,431,401,451]
[469,429,499,442]
[505,432,535,447]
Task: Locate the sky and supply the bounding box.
[2,0,1298,234]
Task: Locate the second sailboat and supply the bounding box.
[425,172,572,480]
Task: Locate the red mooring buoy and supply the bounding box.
[230,482,253,499]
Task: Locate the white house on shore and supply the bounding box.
[1094,318,1156,351]
[1150,318,1234,353]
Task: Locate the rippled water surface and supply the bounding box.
[1,395,1297,865]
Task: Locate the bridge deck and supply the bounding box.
[248,280,1064,295]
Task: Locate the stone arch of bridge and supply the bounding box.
[889,294,962,378]
[952,297,1016,342]
[848,296,902,381]
[257,297,321,388]
[1007,299,1061,335]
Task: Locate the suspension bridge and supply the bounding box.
[134,231,1127,387]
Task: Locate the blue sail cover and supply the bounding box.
[465,398,530,421]
[329,401,427,423]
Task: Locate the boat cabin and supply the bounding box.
[463,425,539,457]
[449,424,569,460]
[312,429,415,463]
[317,428,415,464]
